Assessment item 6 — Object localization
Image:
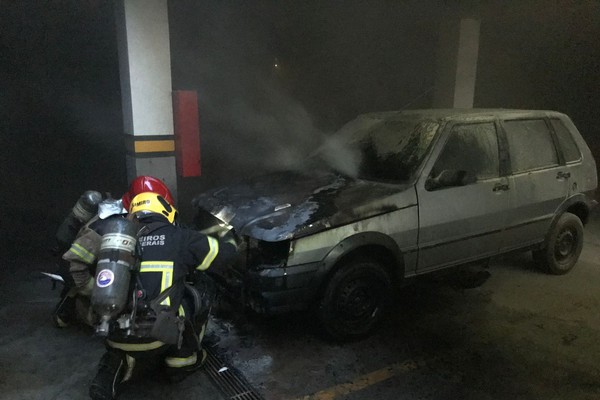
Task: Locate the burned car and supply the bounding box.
[193,109,597,340]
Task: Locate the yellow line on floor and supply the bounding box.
[297,359,425,400]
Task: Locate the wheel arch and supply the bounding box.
[539,197,589,252]
[316,232,404,297]
[534,207,585,274]
[555,194,591,226]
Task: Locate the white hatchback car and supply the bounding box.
[194,109,598,340]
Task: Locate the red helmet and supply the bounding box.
[121,176,175,211]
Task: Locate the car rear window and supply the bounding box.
[550,119,581,163]
[504,119,558,173]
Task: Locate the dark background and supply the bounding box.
[1,0,599,259]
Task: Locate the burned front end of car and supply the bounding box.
[192,191,325,314]
[244,237,311,313]
[237,235,325,313]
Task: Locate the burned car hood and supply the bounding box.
[192,170,411,242]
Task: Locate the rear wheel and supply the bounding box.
[317,259,392,341]
[533,212,584,275]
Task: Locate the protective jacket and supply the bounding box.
[134,215,237,311]
[104,214,238,380]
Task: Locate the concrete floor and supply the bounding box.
[2,213,600,399]
[212,213,600,400]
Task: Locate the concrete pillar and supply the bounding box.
[433,18,480,109]
[115,0,177,199]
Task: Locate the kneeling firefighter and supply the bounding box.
[89,192,239,400]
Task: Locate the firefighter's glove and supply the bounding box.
[78,276,95,297]
[215,224,229,238]
[221,229,241,252]
[200,222,230,238]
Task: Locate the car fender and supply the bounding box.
[554,193,592,225]
[316,231,404,286]
[540,193,593,250]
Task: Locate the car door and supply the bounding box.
[417,120,510,273]
[500,118,569,252]
[548,117,584,197]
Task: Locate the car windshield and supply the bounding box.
[314,116,440,183]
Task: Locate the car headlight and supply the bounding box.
[247,238,291,270]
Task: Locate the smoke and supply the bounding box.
[169,1,441,185]
[166,1,449,185]
[215,78,327,172]
[315,134,361,178]
[189,70,332,182]
[168,2,359,184]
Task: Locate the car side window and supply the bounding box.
[504,119,558,173]
[426,122,499,190]
[550,119,581,163]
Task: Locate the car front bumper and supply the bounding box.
[213,261,322,314]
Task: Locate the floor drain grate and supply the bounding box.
[203,346,264,400]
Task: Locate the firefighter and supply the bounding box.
[89,192,238,400]
[51,190,103,326]
[54,190,104,255]
[52,176,175,327]
[54,197,128,327]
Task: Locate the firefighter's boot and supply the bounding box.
[52,292,76,328]
[89,351,126,400]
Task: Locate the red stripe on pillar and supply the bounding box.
[173,90,201,177]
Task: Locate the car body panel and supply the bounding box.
[415,117,510,272]
[499,113,597,253]
[503,168,568,251]
[193,170,412,242]
[559,115,598,197]
[287,189,418,267]
[417,176,510,272]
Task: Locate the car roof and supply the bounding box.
[361,109,567,122]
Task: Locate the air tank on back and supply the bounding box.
[91,217,138,336]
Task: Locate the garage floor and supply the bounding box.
[213,213,600,400]
[2,212,600,399]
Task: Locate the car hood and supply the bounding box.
[192,170,412,242]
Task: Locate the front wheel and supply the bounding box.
[533,212,584,275]
[317,259,392,341]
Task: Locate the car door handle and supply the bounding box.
[493,183,509,192]
[556,171,571,179]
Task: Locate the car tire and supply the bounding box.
[317,258,392,341]
[533,212,584,275]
